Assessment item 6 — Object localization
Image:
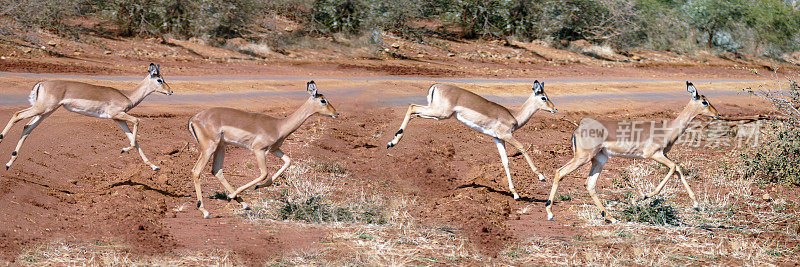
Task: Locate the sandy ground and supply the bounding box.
[0,61,783,264]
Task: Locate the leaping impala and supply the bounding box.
[387,81,557,200]
[0,63,172,171]
[545,82,721,223]
[188,81,339,218]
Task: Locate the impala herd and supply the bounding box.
[0,63,722,222]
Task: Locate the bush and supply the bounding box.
[276,194,386,224]
[742,122,800,186]
[621,198,679,225]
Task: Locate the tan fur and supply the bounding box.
[187,82,338,218]
[0,64,172,170]
[387,82,556,200]
[545,83,721,222]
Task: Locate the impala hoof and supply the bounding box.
[241,203,250,210]
[202,211,210,219]
[4,165,8,170]
[227,194,237,200]
[152,166,160,171]
[386,142,395,149]
[547,214,554,221]
[538,174,546,182]
[513,193,520,200]
[0,133,3,139]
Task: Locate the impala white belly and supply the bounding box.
[63,105,111,119]
[455,109,498,137]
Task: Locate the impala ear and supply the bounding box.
[532,80,544,94]
[156,64,161,76]
[686,81,699,99]
[148,63,157,76]
[307,81,318,97]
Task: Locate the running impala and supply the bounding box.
[0,63,172,171]
[188,81,339,218]
[387,81,557,200]
[545,82,721,223]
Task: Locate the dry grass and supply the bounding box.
[520,138,800,265]
[16,241,240,266]
[15,126,800,265]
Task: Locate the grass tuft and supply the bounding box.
[620,198,679,226]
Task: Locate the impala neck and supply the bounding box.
[278,98,317,138]
[124,78,155,110]
[665,101,701,143]
[513,95,541,128]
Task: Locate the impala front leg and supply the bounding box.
[254,149,291,190]
[228,148,270,200]
[114,114,159,171]
[505,136,546,181]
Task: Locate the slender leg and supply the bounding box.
[644,152,677,199]
[386,104,446,148]
[5,110,53,170]
[650,152,699,209]
[211,143,236,194]
[0,107,42,144]
[546,155,592,221]
[493,138,519,200]
[210,144,249,210]
[254,149,291,190]
[505,136,546,181]
[676,165,700,210]
[586,153,616,223]
[191,142,217,219]
[113,114,159,171]
[228,148,270,199]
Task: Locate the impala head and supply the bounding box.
[147,63,173,95]
[687,81,721,119]
[531,80,557,113]
[306,81,339,118]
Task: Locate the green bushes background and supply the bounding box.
[2,0,799,54]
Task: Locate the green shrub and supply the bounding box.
[621,198,679,226]
[276,193,386,224]
[742,122,800,186]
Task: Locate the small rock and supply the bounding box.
[447,53,455,57]
[762,193,772,201]
[416,54,424,58]
[47,40,57,46]
[104,50,112,54]
[22,48,32,53]
[391,43,400,49]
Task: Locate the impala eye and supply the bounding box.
[540,97,547,101]
[701,100,709,106]
[320,99,328,105]
[156,79,163,84]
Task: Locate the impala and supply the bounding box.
[545,82,721,223]
[0,63,172,171]
[387,81,556,200]
[188,81,339,218]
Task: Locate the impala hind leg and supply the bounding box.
[6,110,53,170]
[113,114,158,171]
[210,143,248,210]
[1,107,44,146]
[387,104,447,148]
[586,153,616,223]
[546,155,591,221]
[494,138,519,200]
[191,141,218,219]
[505,136,546,181]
